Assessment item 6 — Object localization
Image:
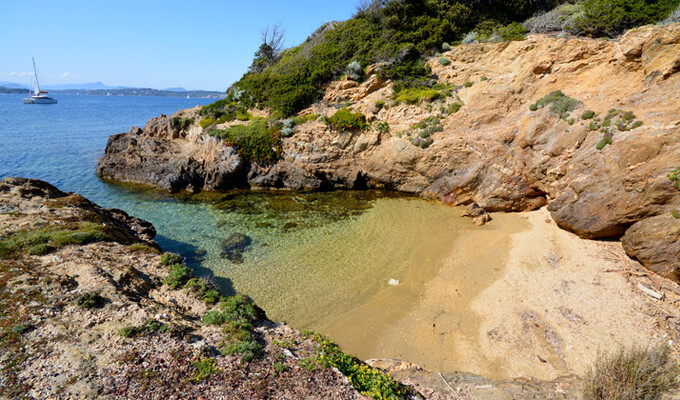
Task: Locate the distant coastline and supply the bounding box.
[0,86,226,98]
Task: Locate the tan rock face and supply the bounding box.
[97,24,680,279]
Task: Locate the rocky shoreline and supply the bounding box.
[97,25,680,282]
[5,177,630,399]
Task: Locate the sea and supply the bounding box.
[0,93,469,333]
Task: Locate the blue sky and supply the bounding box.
[0,1,358,91]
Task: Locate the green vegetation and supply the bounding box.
[160,252,182,266]
[375,121,390,133]
[118,319,167,338]
[671,210,680,219]
[0,222,112,259]
[576,0,680,36]
[324,108,368,132]
[185,278,221,304]
[583,343,680,400]
[442,42,451,51]
[346,60,364,81]
[668,167,680,189]
[497,22,527,40]
[209,119,282,164]
[596,133,613,150]
[394,83,453,105]
[199,117,215,129]
[163,264,192,289]
[214,0,562,117]
[292,113,319,125]
[75,292,104,309]
[582,110,596,120]
[406,116,443,149]
[11,323,34,335]
[214,295,263,362]
[447,102,463,114]
[374,100,386,110]
[193,357,218,382]
[199,99,251,123]
[438,56,451,66]
[171,117,194,131]
[529,90,581,119]
[306,332,415,399]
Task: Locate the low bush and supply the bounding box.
[447,102,463,114]
[11,323,34,335]
[193,357,218,382]
[199,117,215,129]
[530,90,581,119]
[292,113,319,125]
[438,57,451,66]
[0,222,112,259]
[309,332,415,399]
[118,319,167,338]
[75,292,104,309]
[582,110,596,120]
[497,22,527,41]
[209,119,282,164]
[375,122,390,133]
[199,99,251,122]
[524,3,586,33]
[171,117,194,131]
[442,42,451,51]
[574,0,680,37]
[582,343,680,400]
[668,167,680,189]
[596,132,613,150]
[346,60,364,81]
[160,252,182,266]
[374,100,385,110]
[324,108,368,132]
[163,264,192,289]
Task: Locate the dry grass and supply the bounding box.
[583,343,680,400]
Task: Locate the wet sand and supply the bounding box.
[320,207,676,380]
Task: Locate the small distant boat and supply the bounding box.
[23,58,57,104]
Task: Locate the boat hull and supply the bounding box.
[23,98,57,104]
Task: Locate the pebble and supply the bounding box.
[388,279,400,286]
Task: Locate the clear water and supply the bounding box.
[0,93,470,330]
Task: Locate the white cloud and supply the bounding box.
[4,71,33,77]
[59,72,80,79]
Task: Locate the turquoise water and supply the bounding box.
[0,93,469,329]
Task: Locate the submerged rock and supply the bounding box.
[220,233,252,263]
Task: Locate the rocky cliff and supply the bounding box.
[97,24,680,280]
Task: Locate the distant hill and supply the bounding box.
[0,84,225,98]
[164,87,187,92]
[0,81,29,89]
[42,82,129,91]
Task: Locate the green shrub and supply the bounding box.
[583,343,680,400]
[374,100,386,110]
[530,90,581,119]
[203,310,227,326]
[596,134,613,150]
[222,340,262,362]
[442,42,451,51]
[160,252,182,266]
[324,108,368,132]
[309,333,414,399]
[75,292,104,309]
[193,357,218,382]
[671,210,680,219]
[203,289,221,305]
[668,167,680,189]
[375,122,390,133]
[346,60,364,81]
[199,99,250,122]
[632,121,643,129]
[582,110,596,120]
[292,113,318,125]
[447,102,463,114]
[171,117,194,131]
[438,57,451,66]
[574,0,680,37]
[0,222,112,259]
[118,326,137,338]
[393,85,452,105]
[464,81,473,88]
[210,119,282,164]
[497,22,527,41]
[199,117,215,129]
[163,264,192,289]
[11,323,34,335]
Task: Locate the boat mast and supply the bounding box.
[32,57,40,95]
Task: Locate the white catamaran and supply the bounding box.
[23,58,57,104]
